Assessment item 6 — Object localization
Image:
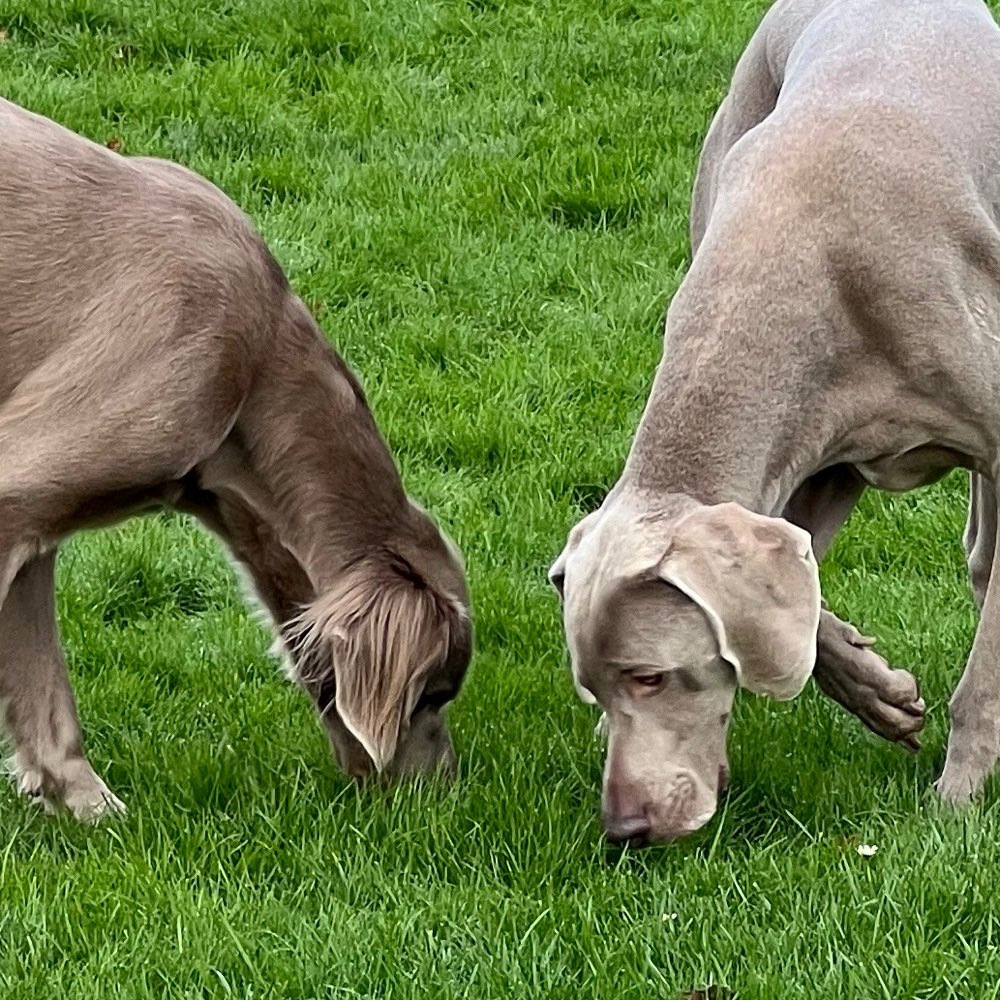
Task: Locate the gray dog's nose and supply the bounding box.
[603,812,652,845]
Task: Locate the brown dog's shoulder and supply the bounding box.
[131,154,288,292]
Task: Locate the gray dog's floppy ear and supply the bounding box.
[548,549,568,600]
[658,503,821,700]
[300,554,460,771]
[549,509,603,600]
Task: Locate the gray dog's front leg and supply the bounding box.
[783,466,926,746]
[813,610,925,749]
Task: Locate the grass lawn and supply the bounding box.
[1,0,998,996]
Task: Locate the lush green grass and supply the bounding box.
[0,0,997,996]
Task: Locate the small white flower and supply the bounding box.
[856,843,878,857]
[661,912,678,921]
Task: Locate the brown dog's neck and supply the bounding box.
[194,296,415,603]
[180,476,313,627]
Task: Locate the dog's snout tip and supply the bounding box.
[603,812,653,845]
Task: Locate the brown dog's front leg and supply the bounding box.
[0,552,125,820]
[813,610,925,750]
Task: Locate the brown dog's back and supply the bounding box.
[0,98,285,404]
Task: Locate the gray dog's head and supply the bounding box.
[549,497,820,844]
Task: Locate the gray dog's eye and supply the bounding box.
[625,668,705,696]
[632,673,663,688]
[624,672,666,696]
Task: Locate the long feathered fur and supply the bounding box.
[285,553,460,771]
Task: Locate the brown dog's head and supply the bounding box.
[291,503,471,781]
[550,498,820,844]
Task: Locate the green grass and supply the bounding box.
[0,0,996,996]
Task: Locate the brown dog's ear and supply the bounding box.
[302,554,461,771]
[658,503,821,700]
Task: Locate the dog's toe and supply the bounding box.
[934,770,979,807]
[65,785,126,824]
[853,680,926,747]
[56,759,126,824]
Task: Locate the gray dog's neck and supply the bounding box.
[620,259,841,516]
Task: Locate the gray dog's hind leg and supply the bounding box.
[0,552,124,821]
[783,466,925,747]
[938,477,1000,804]
[965,473,996,610]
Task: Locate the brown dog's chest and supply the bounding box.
[57,480,187,536]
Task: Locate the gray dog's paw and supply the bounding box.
[813,613,925,750]
[933,768,979,807]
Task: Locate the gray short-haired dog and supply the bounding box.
[552,0,1000,844]
[0,98,471,820]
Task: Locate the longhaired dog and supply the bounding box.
[0,97,472,821]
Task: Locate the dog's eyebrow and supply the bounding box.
[606,661,708,693]
[604,659,672,671]
[674,668,706,693]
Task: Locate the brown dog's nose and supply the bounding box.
[603,812,652,845]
